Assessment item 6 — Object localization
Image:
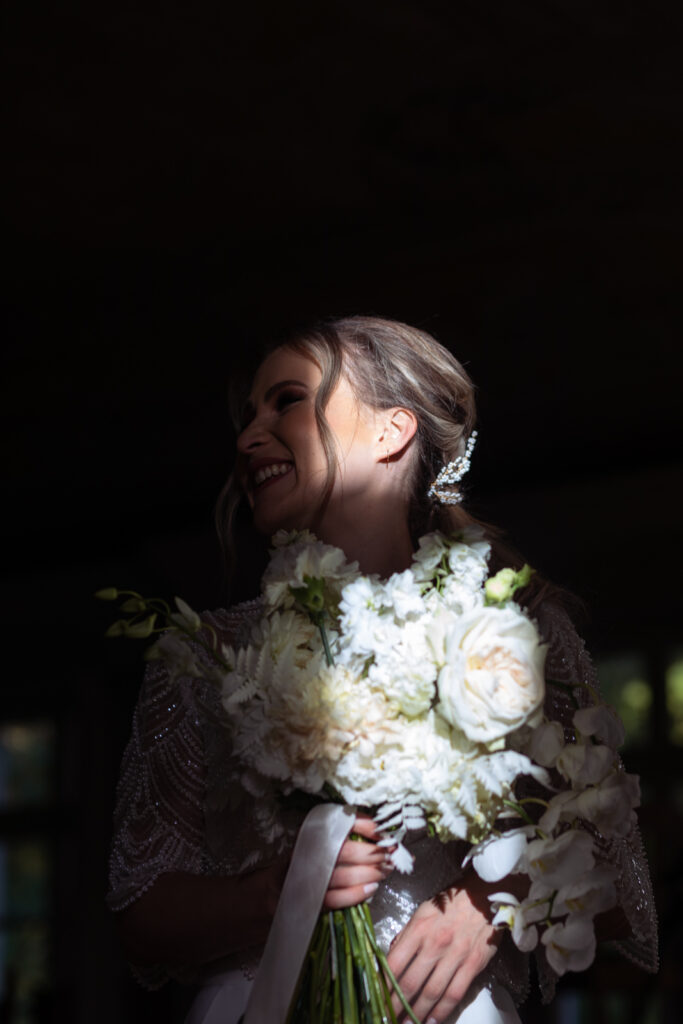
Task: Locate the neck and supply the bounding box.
[313,504,415,578]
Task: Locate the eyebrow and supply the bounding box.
[241,379,309,421]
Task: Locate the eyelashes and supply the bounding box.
[275,389,305,411]
[239,389,305,430]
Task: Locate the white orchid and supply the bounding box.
[541,917,597,975]
[573,704,626,750]
[524,830,595,888]
[562,770,640,838]
[556,737,615,786]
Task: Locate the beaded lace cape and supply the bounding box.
[107,598,658,1002]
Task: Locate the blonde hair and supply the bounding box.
[216,315,564,614]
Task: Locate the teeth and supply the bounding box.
[254,463,291,486]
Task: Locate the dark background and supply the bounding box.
[2,1,682,1021]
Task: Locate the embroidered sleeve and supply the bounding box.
[106,602,263,989]
[534,602,659,1002]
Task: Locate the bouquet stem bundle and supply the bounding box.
[287,903,419,1024]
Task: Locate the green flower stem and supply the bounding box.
[502,798,535,826]
[359,904,420,1024]
[348,906,384,1023]
[317,618,335,668]
[546,676,600,708]
[344,908,372,1024]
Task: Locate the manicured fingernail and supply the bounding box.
[364,882,379,895]
[427,1018,438,1024]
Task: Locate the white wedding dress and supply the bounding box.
[108,599,658,1022]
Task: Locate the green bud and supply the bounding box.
[290,576,326,616]
[104,619,126,637]
[143,642,162,662]
[173,597,202,632]
[485,564,536,605]
[484,568,517,604]
[120,597,146,613]
[517,563,534,588]
[95,587,119,601]
[122,614,157,639]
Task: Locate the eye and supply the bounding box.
[275,389,304,411]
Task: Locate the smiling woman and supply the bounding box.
[107,316,658,1024]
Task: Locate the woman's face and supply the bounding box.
[236,347,381,537]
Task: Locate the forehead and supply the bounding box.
[248,347,322,401]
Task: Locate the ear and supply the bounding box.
[376,408,418,463]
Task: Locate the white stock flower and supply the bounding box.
[541,917,597,975]
[446,536,491,590]
[441,577,486,615]
[379,570,424,620]
[437,605,546,743]
[339,576,381,622]
[524,830,595,888]
[411,531,450,580]
[573,705,625,751]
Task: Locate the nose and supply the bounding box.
[236,415,269,455]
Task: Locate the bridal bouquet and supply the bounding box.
[99,527,639,1020]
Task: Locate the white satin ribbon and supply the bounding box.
[243,802,356,1024]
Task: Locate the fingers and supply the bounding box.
[323,880,381,910]
[324,854,394,910]
[351,816,382,840]
[337,838,387,866]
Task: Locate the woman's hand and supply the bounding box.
[323,816,394,910]
[387,871,503,1023]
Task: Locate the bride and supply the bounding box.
[107,316,657,1023]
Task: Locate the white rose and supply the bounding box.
[436,605,547,743]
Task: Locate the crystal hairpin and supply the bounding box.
[427,431,478,505]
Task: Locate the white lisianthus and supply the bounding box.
[541,917,597,975]
[437,605,546,743]
[263,534,358,610]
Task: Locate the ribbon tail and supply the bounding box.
[243,802,356,1024]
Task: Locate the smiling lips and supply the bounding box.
[252,462,294,488]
